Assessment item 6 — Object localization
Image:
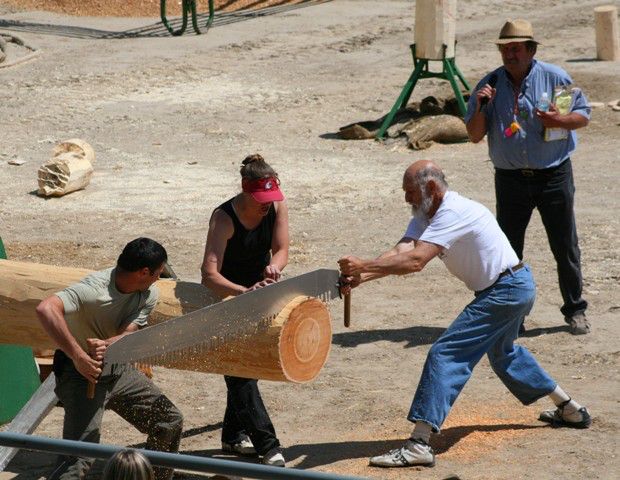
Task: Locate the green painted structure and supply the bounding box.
[0,237,42,424]
[376,43,470,139]
[160,0,214,36]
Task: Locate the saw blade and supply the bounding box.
[104,268,340,368]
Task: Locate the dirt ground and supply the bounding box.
[1,0,619,479]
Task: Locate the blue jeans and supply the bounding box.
[407,266,556,432]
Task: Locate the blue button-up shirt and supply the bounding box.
[465,60,590,170]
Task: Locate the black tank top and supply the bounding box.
[217,198,276,288]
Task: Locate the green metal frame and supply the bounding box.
[376,43,470,140]
[160,0,214,36]
[0,237,6,260]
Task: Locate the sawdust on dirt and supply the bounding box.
[0,0,308,17]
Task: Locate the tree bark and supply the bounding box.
[0,259,216,351]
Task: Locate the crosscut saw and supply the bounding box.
[103,268,342,372]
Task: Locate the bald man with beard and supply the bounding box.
[338,161,591,468]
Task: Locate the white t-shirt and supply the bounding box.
[404,191,519,291]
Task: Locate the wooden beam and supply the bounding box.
[0,259,217,351]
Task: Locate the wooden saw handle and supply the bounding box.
[87,381,95,399]
[344,291,351,328]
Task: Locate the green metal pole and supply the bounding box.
[443,58,467,117]
[451,58,471,91]
[0,237,6,260]
[205,0,215,30]
[160,0,188,36]
[188,0,201,34]
[161,0,212,36]
[376,58,426,140]
[0,433,368,480]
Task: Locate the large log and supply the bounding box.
[0,259,217,351]
[0,260,333,383]
[156,295,332,383]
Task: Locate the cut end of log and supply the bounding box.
[278,296,332,383]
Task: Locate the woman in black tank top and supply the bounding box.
[200,154,289,467]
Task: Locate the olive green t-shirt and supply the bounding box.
[55,267,158,352]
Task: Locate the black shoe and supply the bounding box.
[564,313,590,335]
[539,399,592,429]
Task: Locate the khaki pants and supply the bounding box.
[51,350,183,480]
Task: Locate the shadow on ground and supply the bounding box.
[333,326,445,349]
[4,422,546,477]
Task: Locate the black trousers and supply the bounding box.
[495,158,587,318]
[221,375,279,455]
[50,351,183,480]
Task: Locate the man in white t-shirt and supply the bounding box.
[338,161,591,468]
[36,238,183,480]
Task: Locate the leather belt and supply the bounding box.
[498,262,525,280]
[495,161,566,178]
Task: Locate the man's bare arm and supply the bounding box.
[36,295,101,383]
[339,239,441,287]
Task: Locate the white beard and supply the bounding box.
[411,193,433,220]
[411,204,426,220]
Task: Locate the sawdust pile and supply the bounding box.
[333,401,545,478]
[0,0,308,17]
[435,403,543,460]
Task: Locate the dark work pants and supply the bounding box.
[221,375,279,456]
[494,159,587,318]
[50,351,183,480]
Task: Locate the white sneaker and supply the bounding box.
[262,447,285,467]
[369,439,435,468]
[221,436,256,455]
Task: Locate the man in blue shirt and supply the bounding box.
[465,19,591,335]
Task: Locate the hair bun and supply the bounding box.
[242,154,265,166]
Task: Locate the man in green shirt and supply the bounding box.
[36,238,183,480]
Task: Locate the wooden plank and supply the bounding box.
[0,373,58,471]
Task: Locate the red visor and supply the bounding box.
[242,176,284,203]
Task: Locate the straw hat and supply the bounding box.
[495,19,540,44]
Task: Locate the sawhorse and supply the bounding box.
[376,44,470,139]
[160,0,214,36]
